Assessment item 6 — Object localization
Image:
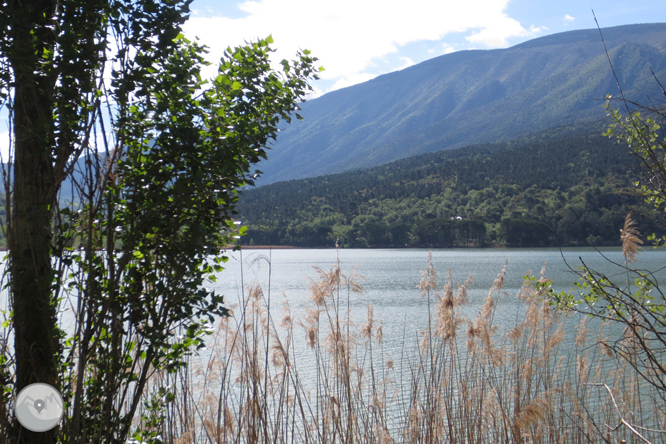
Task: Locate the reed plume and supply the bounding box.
[130,252,665,444]
[621,213,643,264]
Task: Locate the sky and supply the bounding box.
[1,0,666,159]
[183,0,666,96]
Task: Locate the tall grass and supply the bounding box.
[135,252,666,443]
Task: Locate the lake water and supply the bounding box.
[212,246,666,340]
[2,247,662,332]
[209,246,666,388]
[1,247,664,440]
[216,246,666,302]
[2,246,664,370]
[198,246,666,439]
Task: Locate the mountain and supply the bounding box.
[257,23,666,184]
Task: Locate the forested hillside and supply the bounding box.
[256,23,666,184]
[237,121,663,248]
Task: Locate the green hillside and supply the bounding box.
[257,23,666,184]
[237,120,663,248]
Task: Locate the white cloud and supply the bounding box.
[398,57,415,70]
[431,43,456,55]
[0,130,114,164]
[442,44,456,55]
[305,85,325,99]
[182,0,535,93]
[464,9,540,47]
[329,72,379,92]
[0,132,10,162]
[529,25,548,34]
[564,14,575,22]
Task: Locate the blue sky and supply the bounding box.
[184,0,666,96]
[0,0,664,158]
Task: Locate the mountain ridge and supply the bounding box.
[257,23,666,184]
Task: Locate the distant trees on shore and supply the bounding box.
[239,130,662,248]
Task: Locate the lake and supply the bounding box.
[2,246,661,329]
[191,246,666,440]
[1,247,664,441]
[2,246,663,369]
[216,246,666,301]
[212,246,666,340]
[207,246,666,390]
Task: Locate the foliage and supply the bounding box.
[544,84,666,407]
[0,1,319,442]
[606,101,666,244]
[238,129,661,248]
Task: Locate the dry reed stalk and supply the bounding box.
[127,252,666,444]
[621,213,643,264]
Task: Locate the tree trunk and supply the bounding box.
[7,1,59,442]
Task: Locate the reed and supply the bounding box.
[134,252,666,443]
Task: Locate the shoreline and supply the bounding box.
[237,243,624,250]
[0,243,628,252]
[238,245,300,249]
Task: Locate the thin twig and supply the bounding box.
[589,382,656,444]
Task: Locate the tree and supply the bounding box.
[0,1,319,442]
[540,22,666,442]
[543,79,666,405]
